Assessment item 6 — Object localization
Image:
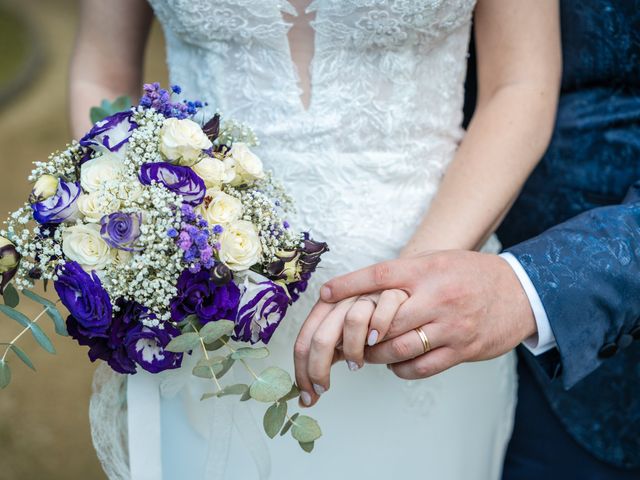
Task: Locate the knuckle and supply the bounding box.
[390,337,413,359]
[311,334,333,351]
[293,339,309,360]
[344,310,366,328]
[414,363,432,378]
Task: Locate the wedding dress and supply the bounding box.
[90,1,517,479]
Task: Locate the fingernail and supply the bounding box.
[367,329,379,346]
[313,383,326,395]
[300,391,312,406]
[320,286,332,300]
[347,360,360,372]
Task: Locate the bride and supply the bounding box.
[70,0,560,479]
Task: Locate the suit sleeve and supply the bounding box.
[506,180,640,389]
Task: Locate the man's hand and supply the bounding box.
[320,251,537,380]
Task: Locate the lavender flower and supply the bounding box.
[233,271,290,345]
[139,83,202,119]
[170,269,240,323]
[139,162,206,206]
[80,111,137,156]
[31,180,81,225]
[100,212,143,251]
[125,323,183,373]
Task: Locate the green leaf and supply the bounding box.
[192,356,225,379]
[111,95,133,112]
[89,107,110,124]
[89,95,132,124]
[280,413,299,436]
[166,332,201,353]
[201,384,249,401]
[216,356,235,379]
[199,320,235,343]
[263,402,287,439]
[0,361,10,389]
[299,441,315,453]
[0,304,30,328]
[279,384,300,402]
[30,323,55,354]
[249,367,293,403]
[291,415,322,443]
[22,290,67,336]
[2,283,19,308]
[240,389,252,402]
[231,347,269,360]
[43,279,49,292]
[10,344,35,371]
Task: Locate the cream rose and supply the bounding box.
[80,152,126,193]
[160,117,213,166]
[77,193,121,223]
[31,174,59,201]
[229,143,265,186]
[62,223,112,272]
[191,156,234,189]
[197,190,243,226]
[218,220,262,271]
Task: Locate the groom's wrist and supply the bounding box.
[499,252,557,355]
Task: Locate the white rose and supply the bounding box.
[111,248,132,267]
[31,174,59,201]
[197,190,243,226]
[77,192,121,223]
[191,156,234,189]
[160,118,213,166]
[80,152,126,193]
[229,143,264,186]
[218,220,262,271]
[62,223,112,272]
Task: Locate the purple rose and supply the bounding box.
[100,212,142,251]
[125,323,183,373]
[54,261,113,338]
[31,180,81,225]
[170,269,240,323]
[80,111,137,155]
[139,162,206,206]
[233,272,289,345]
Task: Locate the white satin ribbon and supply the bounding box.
[127,352,271,480]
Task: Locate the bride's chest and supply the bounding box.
[148,0,476,50]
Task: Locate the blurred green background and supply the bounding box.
[0,1,167,478]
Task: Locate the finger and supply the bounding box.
[368,289,409,345]
[320,259,414,303]
[364,323,450,365]
[384,295,437,341]
[342,297,377,370]
[389,347,459,380]
[294,300,336,407]
[307,299,355,396]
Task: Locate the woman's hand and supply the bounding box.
[293,289,408,407]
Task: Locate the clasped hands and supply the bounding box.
[294,250,538,407]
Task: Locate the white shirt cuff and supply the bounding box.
[499,252,557,355]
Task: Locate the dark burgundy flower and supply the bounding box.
[170,269,240,323]
[139,162,206,206]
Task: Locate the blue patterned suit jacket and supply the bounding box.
[494,0,640,469]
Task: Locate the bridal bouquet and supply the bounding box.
[0,83,327,451]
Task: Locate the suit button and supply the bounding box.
[598,343,618,358]
[631,326,640,340]
[618,334,634,349]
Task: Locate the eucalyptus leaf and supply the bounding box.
[279,384,300,402]
[166,332,201,353]
[299,441,315,453]
[249,367,293,403]
[177,314,199,330]
[263,402,287,439]
[89,95,132,123]
[231,347,269,360]
[291,415,322,443]
[217,383,249,397]
[240,389,252,402]
[280,413,299,436]
[30,323,56,354]
[22,290,67,336]
[0,361,10,389]
[192,356,225,379]
[205,337,227,351]
[200,320,235,343]
[89,107,110,124]
[3,283,19,308]
[0,304,30,328]
[10,344,35,371]
[216,356,235,379]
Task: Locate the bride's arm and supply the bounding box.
[69,0,153,138]
[401,0,561,256]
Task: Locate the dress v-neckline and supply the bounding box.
[281,0,317,113]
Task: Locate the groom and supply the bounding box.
[319,0,640,478]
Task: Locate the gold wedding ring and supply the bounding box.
[415,327,431,354]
